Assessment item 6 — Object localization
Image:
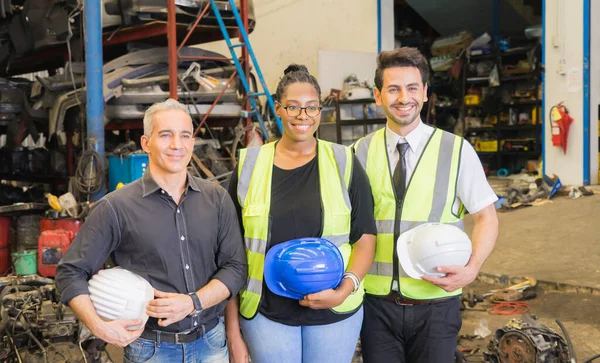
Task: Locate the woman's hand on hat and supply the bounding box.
[298,279,354,309]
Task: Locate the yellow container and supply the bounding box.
[464,94,481,106]
[475,140,498,152]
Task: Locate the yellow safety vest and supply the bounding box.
[354,127,464,299]
[237,139,364,319]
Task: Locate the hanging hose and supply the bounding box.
[584,354,600,363]
[555,319,577,363]
[27,330,48,363]
[7,333,23,363]
[489,302,530,315]
[74,148,104,195]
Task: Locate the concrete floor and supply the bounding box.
[465,194,600,290]
[459,194,600,362]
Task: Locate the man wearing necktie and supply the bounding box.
[354,47,499,363]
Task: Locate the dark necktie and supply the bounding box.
[393,143,410,201]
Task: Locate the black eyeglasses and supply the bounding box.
[278,103,323,118]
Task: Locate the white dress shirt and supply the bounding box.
[387,120,498,290]
[386,120,498,215]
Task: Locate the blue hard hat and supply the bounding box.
[264,238,345,300]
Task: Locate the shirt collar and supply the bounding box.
[386,119,426,154]
[141,169,201,198]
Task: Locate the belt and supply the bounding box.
[380,292,452,306]
[141,318,218,344]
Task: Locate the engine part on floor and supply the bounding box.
[490,288,538,304]
[0,280,107,363]
[88,267,154,330]
[462,291,485,308]
[484,277,537,298]
[17,341,89,363]
[489,302,530,316]
[491,289,523,303]
[484,314,571,363]
[0,274,54,289]
[503,180,550,207]
[555,319,576,363]
[457,347,483,363]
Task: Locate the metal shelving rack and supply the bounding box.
[334,99,386,145]
[101,0,261,139]
[464,45,543,171]
[165,0,273,142]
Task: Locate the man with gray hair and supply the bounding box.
[56,98,247,362]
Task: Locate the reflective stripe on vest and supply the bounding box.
[354,127,464,299]
[237,140,363,319]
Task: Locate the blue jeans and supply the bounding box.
[239,307,363,363]
[124,320,228,363]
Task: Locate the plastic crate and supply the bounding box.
[108,154,149,192]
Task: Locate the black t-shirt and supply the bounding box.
[228,144,376,326]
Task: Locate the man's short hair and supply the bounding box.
[374,47,430,90]
[143,98,191,137]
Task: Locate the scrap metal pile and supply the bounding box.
[0,0,254,74]
[0,275,108,363]
[0,0,262,194]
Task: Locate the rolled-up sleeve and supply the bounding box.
[211,189,247,297]
[55,198,121,304]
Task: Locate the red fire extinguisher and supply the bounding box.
[549,102,573,154]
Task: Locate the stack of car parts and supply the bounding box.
[0,1,256,75]
[0,276,108,363]
[32,46,242,138]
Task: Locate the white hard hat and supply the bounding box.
[88,267,154,330]
[397,223,472,280]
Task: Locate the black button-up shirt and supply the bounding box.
[56,170,247,333]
